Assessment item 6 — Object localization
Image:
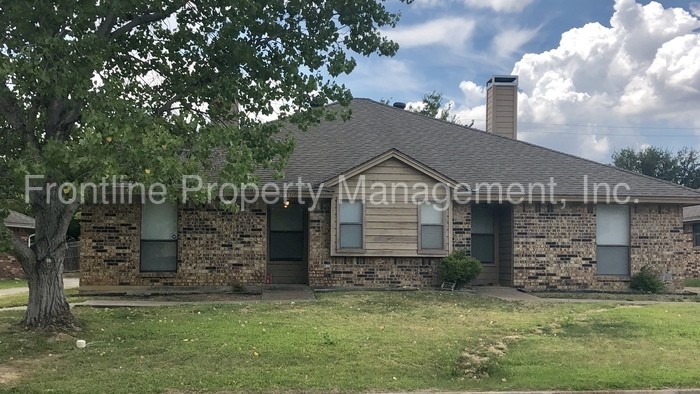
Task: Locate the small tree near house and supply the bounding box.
[0,0,410,329]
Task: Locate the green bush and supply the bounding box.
[630,266,665,293]
[441,251,482,287]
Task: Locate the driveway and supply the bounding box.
[0,277,79,297]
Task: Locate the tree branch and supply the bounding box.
[155,94,181,116]
[44,98,81,140]
[1,223,35,274]
[109,5,182,40]
[0,84,27,132]
[96,10,117,37]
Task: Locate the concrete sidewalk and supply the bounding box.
[475,286,699,305]
[0,284,316,311]
[381,390,700,394]
[0,277,79,297]
[74,286,317,307]
[475,286,542,302]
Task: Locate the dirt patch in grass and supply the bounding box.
[458,336,522,379]
[0,365,22,384]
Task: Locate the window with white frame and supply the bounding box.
[471,204,495,263]
[420,202,445,250]
[596,204,630,275]
[693,224,700,247]
[141,201,178,272]
[338,201,363,249]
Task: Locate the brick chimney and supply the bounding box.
[485,75,518,139]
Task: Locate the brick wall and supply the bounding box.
[307,200,470,288]
[80,201,266,287]
[682,223,700,279]
[0,228,31,279]
[80,199,688,291]
[513,203,687,291]
[512,203,596,290]
[630,204,686,290]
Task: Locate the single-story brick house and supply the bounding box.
[80,76,700,292]
[1,210,35,279]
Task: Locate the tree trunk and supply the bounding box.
[9,186,79,330]
[23,253,75,329]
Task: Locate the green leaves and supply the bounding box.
[612,147,700,189]
[0,0,409,213]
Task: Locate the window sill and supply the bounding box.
[417,250,449,256]
[139,272,178,278]
[331,250,449,258]
[595,275,630,281]
[333,249,366,256]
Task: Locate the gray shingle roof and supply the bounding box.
[253,99,700,201]
[4,210,35,229]
[683,205,700,222]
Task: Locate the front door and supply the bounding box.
[267,203,308,284]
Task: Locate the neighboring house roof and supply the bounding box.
[683,205,700,223]
[231,98,700,202]
[4,210,35,229]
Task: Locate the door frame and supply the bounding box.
[266,202,309,284]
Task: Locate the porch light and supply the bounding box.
[283,200,290,208]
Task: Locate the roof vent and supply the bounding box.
[392,102,406,109]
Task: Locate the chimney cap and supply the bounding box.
[486,75,518,88]
[392,102,406,109]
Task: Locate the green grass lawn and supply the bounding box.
[0,278,26,290]
[685,278,700,287]
[0,291,699,393]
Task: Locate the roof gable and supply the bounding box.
[322,149,459,188]
[4,210,35,229]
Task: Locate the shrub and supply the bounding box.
[441,251,482,287]
[630,266,665,293]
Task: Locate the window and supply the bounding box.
[270,205,304,261]
[140,201,178,272]
[339,201,363,249]
[420,203,445,250]
[694,224,700,247]
[471,205,494,263]
[596,204,629,276]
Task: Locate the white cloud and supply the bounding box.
[450,0,700,161]
[413,0,535,13]
[340,58,425,99]
[462,0,535,13]
[383,17,475,50]
[691,2,700,17]
[491,27,539,58]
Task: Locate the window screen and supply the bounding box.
[141,201,178,272]
[339,201,363,249]
[471,205,494,263]
[270,206,305,261]
[596,205,630,275]
[420,203,444,250]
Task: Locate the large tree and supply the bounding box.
[0,0,409,329]
[612,146,700,189]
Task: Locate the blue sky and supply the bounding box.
[337,0,700,163]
